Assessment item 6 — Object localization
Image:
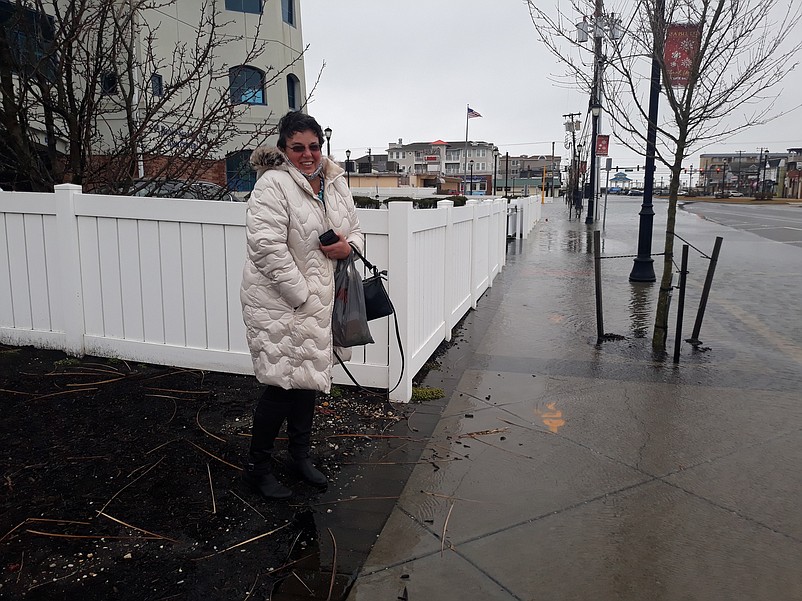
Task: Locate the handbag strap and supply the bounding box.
[334,308,405,396]
[349,243,381,277]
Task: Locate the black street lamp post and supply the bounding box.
[493,146,499,195]
[345,149,351,187]
[504,152,510,197]
[323,127,332,158]
[628,0,663,282]
[469,160,474,195]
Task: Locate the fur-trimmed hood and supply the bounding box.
[249,146,344,180]
[249,146,288,178]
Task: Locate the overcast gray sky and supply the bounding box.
[299,0,801,172]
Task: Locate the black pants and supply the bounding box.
[248,385,316,474]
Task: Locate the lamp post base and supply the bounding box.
[585,200,595,224]
[629,257,656,282]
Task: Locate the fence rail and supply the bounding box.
[1,185,539,400]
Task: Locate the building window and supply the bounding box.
[225,0,262,13]
[226,150,256,192]
[101,72,118,95]
[150,73,163,96]
[282,0,295,25]
[229,66,265,105]
[1,2,57,79]
[286,74,300,110]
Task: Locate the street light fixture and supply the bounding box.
[323,127,332,157]
[469,160,474,195]
[345,149,351,187]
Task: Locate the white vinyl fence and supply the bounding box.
[0,185,535,401]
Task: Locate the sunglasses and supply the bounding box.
[287,143,322,153]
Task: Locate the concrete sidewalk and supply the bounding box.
[346,200,802,600]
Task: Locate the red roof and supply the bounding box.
[430,140,449,145]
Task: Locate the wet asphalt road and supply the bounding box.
[682,201,802,247]
[344,197,802,600]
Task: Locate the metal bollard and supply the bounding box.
[687,236,723,346]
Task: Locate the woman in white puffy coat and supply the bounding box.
[240,111,363,500]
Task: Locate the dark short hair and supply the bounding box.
[276,111,324,149]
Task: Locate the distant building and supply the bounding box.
[384,139,561,196]
[698,152,787,195]
[497,153,563,196]
[785,148,802,200]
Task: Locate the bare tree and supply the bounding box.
[528,0,801,351]
[0,0,311,195]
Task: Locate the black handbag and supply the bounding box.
[350,244,393,321]
[335,244,404,394]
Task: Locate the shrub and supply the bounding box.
[353,195,382,209]
[445,195,467,207]
[414,198,437,209]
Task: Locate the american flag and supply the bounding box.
[467,106,482,118]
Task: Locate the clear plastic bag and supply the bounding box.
[332,253,374,348]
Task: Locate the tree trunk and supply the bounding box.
[652,166,681,351]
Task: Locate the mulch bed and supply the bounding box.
[0,344,423,600]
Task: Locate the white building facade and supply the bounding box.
[0,0,307,193]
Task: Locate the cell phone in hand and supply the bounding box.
[318,229,338,246]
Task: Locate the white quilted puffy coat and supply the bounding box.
[240,147,364,393]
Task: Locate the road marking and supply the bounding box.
[690,208,802,226]
[716,299,802,368]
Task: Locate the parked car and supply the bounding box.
[627,188,644,196]
[98,179,241,202]
[729,191,744,197]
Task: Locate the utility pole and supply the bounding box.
[563,112,581,208]
[756,147,766,195]
[585,0,604,224]
[737,150,743,192]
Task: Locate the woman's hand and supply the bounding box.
[320,233,352,260]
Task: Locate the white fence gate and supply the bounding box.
[0,185,537,401]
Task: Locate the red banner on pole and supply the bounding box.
[595,135,609,157]
[665,24,701,87]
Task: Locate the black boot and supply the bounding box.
[287,390,327,488]
[243,469,292,500]
[291,457,327,487]
[245,386,293,500]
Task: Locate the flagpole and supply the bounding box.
[463,104,469,195]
